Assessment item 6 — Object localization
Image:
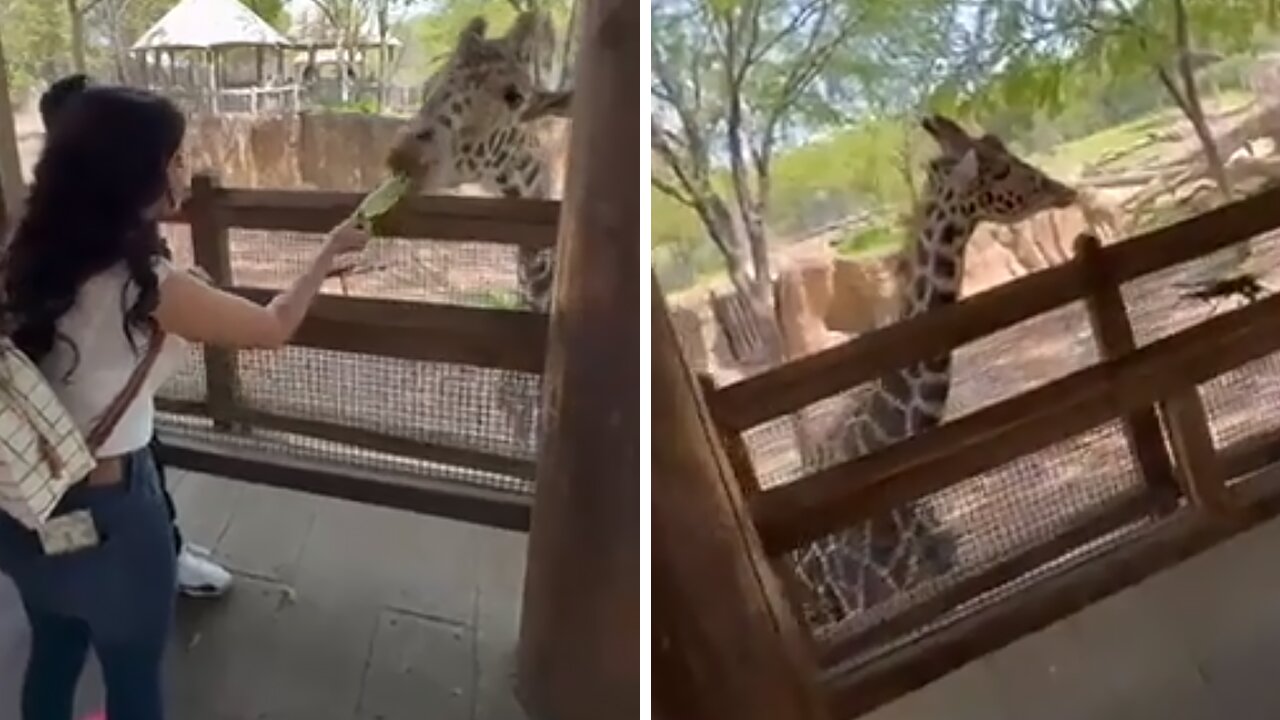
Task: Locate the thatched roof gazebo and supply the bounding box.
[131,0,297,115]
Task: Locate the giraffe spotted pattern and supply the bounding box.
[384,10,571,445]
[789,115,1078,632]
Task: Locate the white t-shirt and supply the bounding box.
[38,258,189,458]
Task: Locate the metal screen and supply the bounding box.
[153,222,539,497]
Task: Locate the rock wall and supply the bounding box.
[185,112,404,190]
[184,112,570,193]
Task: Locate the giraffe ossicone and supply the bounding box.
[791,113,1078,632]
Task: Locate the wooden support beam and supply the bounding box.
[652,280,829,720]
[1075,233,1180,509]
[1159,388,1236,517]
[515,0,639,716]
[188,174,241,430]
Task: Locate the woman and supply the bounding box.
[39,71,234,600]
[0,85,369,718]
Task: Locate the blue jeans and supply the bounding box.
[0,447,176,720]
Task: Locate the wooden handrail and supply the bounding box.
[165,182,560,247]
[751,288,1280,554]
[158,172,557,488]
[215,187,560,247]
[232,287,548,372]
[711,184,1280,431]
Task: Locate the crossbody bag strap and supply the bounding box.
[85,320,167,453]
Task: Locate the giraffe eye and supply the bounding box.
[415,128,435,142]
[502,85,524,108]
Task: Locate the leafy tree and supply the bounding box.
[89,0,181,83]
[0,0,70,97]
[655,0,850,303]
[962,0,1267,200]
[243,0,288,30]
[402,0,573,85]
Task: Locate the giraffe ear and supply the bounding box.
[520,89,572,122]
[505,10,541,47]
[951,148,980,188]
[457,17,488,54]
[506,10,556,82]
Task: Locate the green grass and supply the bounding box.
[833,224,905,259]
[468,289,523,309]
[1033,90,1256,178]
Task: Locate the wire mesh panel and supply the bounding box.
[153,220,542,500]
[236,346,538,469]
[156,412,525,493]
[1119,230,1280,458]
[792,420,1142,651]
[157,224,207,404]
[227,228,524,308]
[1199,351,1280,452]
[740,301,1099,491]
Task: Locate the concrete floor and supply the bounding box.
[863,510,1280,720]
[0,470,530,720]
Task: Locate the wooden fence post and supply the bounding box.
[515,0,639,715]
[1075,234,1180,510]
[696,373,766,496]
[654,280,830,720]
[1160,388,1236,517]
[188,173,241,429]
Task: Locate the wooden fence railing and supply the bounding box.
[696,184,1280,718]
[154,173,559,531]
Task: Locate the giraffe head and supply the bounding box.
[386,12,571,193]
[920,114,1077,224]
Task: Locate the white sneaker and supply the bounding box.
[177,544,233,598]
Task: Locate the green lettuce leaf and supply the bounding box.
[356,174,412,222]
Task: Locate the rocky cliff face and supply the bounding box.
[184,111,570,194]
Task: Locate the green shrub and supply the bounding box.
[834,224,904,257]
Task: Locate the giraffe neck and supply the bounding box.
[473,126,552,201]
[471,126,555,313]
[795,187,973,627]
[861,204,974,446]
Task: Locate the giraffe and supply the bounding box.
[790,114,1078,632]
[384,11,571,446]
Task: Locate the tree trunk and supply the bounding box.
[1175,75,1233,204]
[0,35,25,234]
[110,0,133,84]
[557,0,580,90]
[1142,0,1244,264]
[68,0,87,73]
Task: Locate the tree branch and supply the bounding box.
[651,176,698,209]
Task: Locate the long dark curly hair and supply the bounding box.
[2,85,185,371]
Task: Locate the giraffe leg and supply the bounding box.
[497,247,557,450]
[905,499,958,579]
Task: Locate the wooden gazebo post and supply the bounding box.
[651,281,831,720]
[0,35,25,234]
[514,0,638,716]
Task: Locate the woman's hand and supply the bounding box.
[323,215,372,257]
